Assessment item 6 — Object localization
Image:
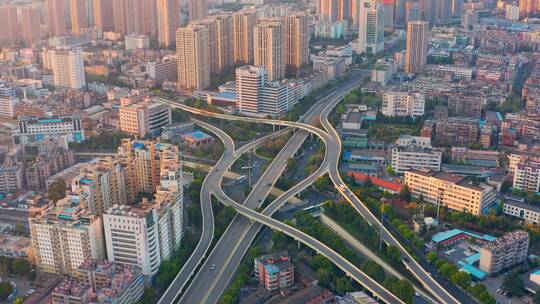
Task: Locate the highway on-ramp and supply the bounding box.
[193,119,405,304]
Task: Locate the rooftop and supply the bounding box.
[432,228,496,244]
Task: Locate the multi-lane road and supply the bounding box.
[193,119,406,304]
[157,74,366,303]
[156,68,475,304]
[158,128,289,304]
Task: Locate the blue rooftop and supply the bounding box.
[264,264,280,275]
[184,130,212,140]
[432,228,496,243]
[80,178,93,185]
[461,264,487,280]
[463,253,481,265]
[132,142,145,150]
[533,269,540,275]
[216,92,237,100]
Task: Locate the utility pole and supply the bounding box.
[248,150,252,187]
[380,198,386,252]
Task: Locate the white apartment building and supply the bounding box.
[503,201,540,224]
[29,208,105,275]
[395,135,431,148]
[103,205,162,277]
[382,91,425,117]
[357,0,385,54]
[404,169,497,215]
[147,56,178,82]
[119,101,172,137]
[479,230,529,273]
[513,161,540,193]
[372,59,396,84]
[125,34,150,50]
[0,97,16,118]
[0,163,24,193]
[426,65,474,80]
[12,116,85,145]
[505,4,520,21]
[49,49,86,89]
[235,66,292,116]
[391,146,442,174]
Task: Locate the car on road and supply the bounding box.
[210,263,216,270]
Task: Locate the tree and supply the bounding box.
[426,252,438,264]
[138,288,156,304]
[0,282,12,300]
[13,298,23,304]
[394,280,415,303]
[334,277,352,294]
[316,268,332,286]
[503,271,524,297]
[314,175,332,192]
[14,223,24,235]
[450,271,471,289]
[386,245,401,264]
[399,186,411,201]
[47,179,67,203]
[12,258,29,275]
[361,260,385,283]
[386,165,396,177]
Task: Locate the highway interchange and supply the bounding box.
[156,71,474,304]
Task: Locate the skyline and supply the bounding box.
[0,0,539,304]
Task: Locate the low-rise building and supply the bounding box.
[342,112,362,131]
[391,146,442,174]
[479,230,529,274]
[513,160,540,193]
[254,251,294,292]
[395,135,431,148]
[51,280,91,304]
[0,97,16,118]
[503,200,540,224]
[147,56,178,82]
[447,95,483,119]
[119,100,172,137]
[434,117,479,146]
[0,163,25,193]
[371,59,396,85]
[381,92,425,117]
[12,116,84,145]
[404,169,497,215]
[125,34,150,50]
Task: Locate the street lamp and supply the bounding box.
[380,197,386,252]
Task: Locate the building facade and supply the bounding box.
[391,146,442,174]
[254,20,286,81]
[176,24,210,93]
[13,116,84,145]
[405,21,429,74]
[382,91,425,117]
[254,251,294,292]
[405,169,497,215]
[50,50,86,90]
[479,230,529,273]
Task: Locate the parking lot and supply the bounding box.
[482,274,533,304]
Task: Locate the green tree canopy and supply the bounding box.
[503,270,524,297]
[47,179,67,203]
[0,282,12,300]
[12,258,29,275]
